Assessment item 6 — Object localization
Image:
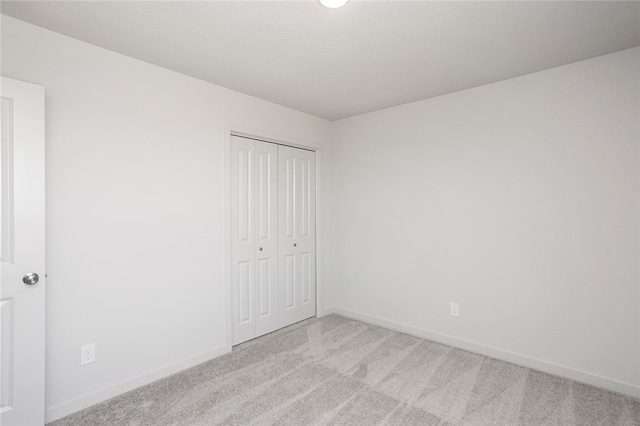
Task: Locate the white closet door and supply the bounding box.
[297,148,316,321]
[278,146,316,327]
[231,136,278,345]
[231,136,256,344]
[254,141,279,337]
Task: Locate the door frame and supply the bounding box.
[223,124,326,350]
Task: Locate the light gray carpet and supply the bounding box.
[50,315,639,425]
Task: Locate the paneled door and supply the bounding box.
[230,135,278,345]
[231,136,316,344]
[278,145,316,328]
[0,77,46,425]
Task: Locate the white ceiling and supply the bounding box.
[2,1,639,120]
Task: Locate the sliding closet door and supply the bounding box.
[231,135,278,345]
[278,146,316,327]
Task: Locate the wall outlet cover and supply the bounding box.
[81,343,96,366]
[450,302,460,317]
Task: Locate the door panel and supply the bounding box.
[285,254,295,309]
[278,146,316,327]
[296,149,316,320]
[257,258,270,317]
[256,152,269,240]
[237,148,252,243]
[300,158,311,238]
[237,261,252,324]
[0,77,46,426]
[231,136,255,344]
[253,141,278,336]
[231,136,279,343]
[301,252,310,304]
[278,147,299,326]
[283,156,296,239]
[0,299,14,411]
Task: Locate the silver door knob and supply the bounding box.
[258,247,263,251]
[23,273,40,285]
[293,243,297,247]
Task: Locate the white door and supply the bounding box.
[230,135,278,345]
[278,145,316,328]
[0,77,46,425]
[253,141,279,337]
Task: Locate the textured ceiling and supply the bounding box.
[2,1,639,120]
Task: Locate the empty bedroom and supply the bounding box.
[0,0,638,425]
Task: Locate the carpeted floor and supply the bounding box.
[50,315,639,425]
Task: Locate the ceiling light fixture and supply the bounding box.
[318,0,349,9]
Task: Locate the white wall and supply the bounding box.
[327,47,640,396]
[0,16,330,422]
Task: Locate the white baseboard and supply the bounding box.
[45,344,231,423]
[331,307,640,399]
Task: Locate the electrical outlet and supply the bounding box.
[81,343,95,366]
[450,302,460,317]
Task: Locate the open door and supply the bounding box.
[0,77,46,425]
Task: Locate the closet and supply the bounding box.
[230,135,316,345]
